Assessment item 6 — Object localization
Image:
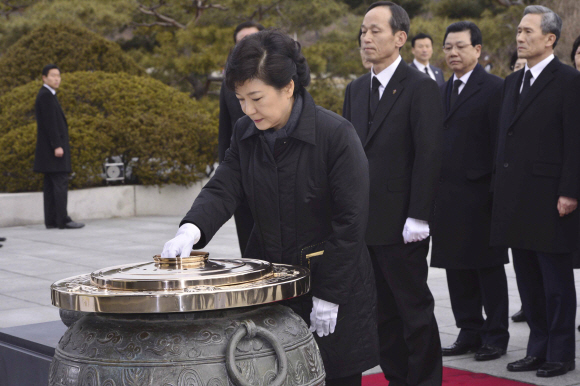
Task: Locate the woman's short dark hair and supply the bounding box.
[42,64,59,76]
[443,21,483,46]
[571,35,580,69]
[233,21,265,43]
[509,51,519,71]
[225,29,310,97]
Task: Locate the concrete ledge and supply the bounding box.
[0,179,208,227]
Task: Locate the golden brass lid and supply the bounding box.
[51,252,310,313]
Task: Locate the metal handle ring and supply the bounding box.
[226,320,288,386]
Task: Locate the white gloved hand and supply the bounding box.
[161,223,201,258]
[309,297,339,337]
[402,217,430,244]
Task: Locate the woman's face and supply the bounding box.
[235,78,294,131]
[575,46,580,69]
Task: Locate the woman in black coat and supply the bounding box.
[162,30,379,386]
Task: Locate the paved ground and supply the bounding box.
[1,216,580,385]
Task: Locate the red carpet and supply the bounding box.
[362,367,534,386]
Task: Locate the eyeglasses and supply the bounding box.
[442,44,473,53]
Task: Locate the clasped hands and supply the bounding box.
[557,196,577,217]
[161,224,339,338]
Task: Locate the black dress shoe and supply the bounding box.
[474,345,506,361]
[507,356,546,372]
[46,225,57,229]
[442,340,480,356]
[59,221,85,229]
[0,237,5,242]
[536,360,575,377]
[511,308,526,322]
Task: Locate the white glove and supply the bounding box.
[402,217,429,244]
[309,297,339,337]
[161,223,201,258]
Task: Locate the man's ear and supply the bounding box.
[395,31,408,49]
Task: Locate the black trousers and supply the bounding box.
[368,241,442,386]
[43,172,70,228]
[446,266,509,349]
[325,373,361,386]
[512,249,576,362]
[233,200,254,255]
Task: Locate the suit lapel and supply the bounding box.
[445,65,484,122]
[365,61,406,147]
[509,58,558,127]
[351,73,371,142]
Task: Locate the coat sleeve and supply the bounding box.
[180,123,244,247]
[37,93,64,150]
[218,81,233,163]
[558,73,580,199]
[310,119,370,305]
[342,81,352,121]
[407,78,444,221]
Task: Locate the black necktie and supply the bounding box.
[518,70,533,107]
[370,76,381,119]
[449,79,462,109]
[424,67,430,76]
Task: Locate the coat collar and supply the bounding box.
[240,90,316,145]
[444,64,485,121]
[508,56,560,128]
[364,58,408,147]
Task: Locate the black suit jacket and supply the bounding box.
[409,61,445,86]
[343,59,444,245]
[218,81,245,162]
[491,57,580,253]
[431,64,508,269]
[33,86,71,173]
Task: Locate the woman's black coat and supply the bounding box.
[181,91,379,379]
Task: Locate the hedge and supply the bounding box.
[0,71,218,193]
[0,22,144,95]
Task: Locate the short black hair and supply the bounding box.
[443,21,482,47]
[571,35,580,69]
[233,21,265,43]
[509,50,519,70]
[225,29,310,97]
[42,64,60,77]
[365,1,410,36]
[411,33,433,47]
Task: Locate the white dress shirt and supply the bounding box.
[43,84,56,95]
[371,55,402,99]
[452,69,474,95]
[520,53,554,92]
[413,58,436,82]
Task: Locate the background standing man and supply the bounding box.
[492,5,580,378]
[218,21,264,255]
[343,2,444,385]
[431,21,509,362]
[34,64,84,230]
[409,33,445,86]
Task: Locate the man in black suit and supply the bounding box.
[343,2,444,385]
[409,33,445,86]
[34,64,84,230]
[492,5,580,378]
[430,21,509,362]
[218,21,264,255]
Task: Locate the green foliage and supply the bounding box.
[431,0,488,19]
[0,22,144,95]
[0,72,218,193]
[308,78,347,116]
[340,0,430,18]
[0,0,134,53]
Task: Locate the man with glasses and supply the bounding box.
[431,21,509,362]
[492,6,580,377]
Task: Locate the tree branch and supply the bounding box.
[136,2,186,29]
